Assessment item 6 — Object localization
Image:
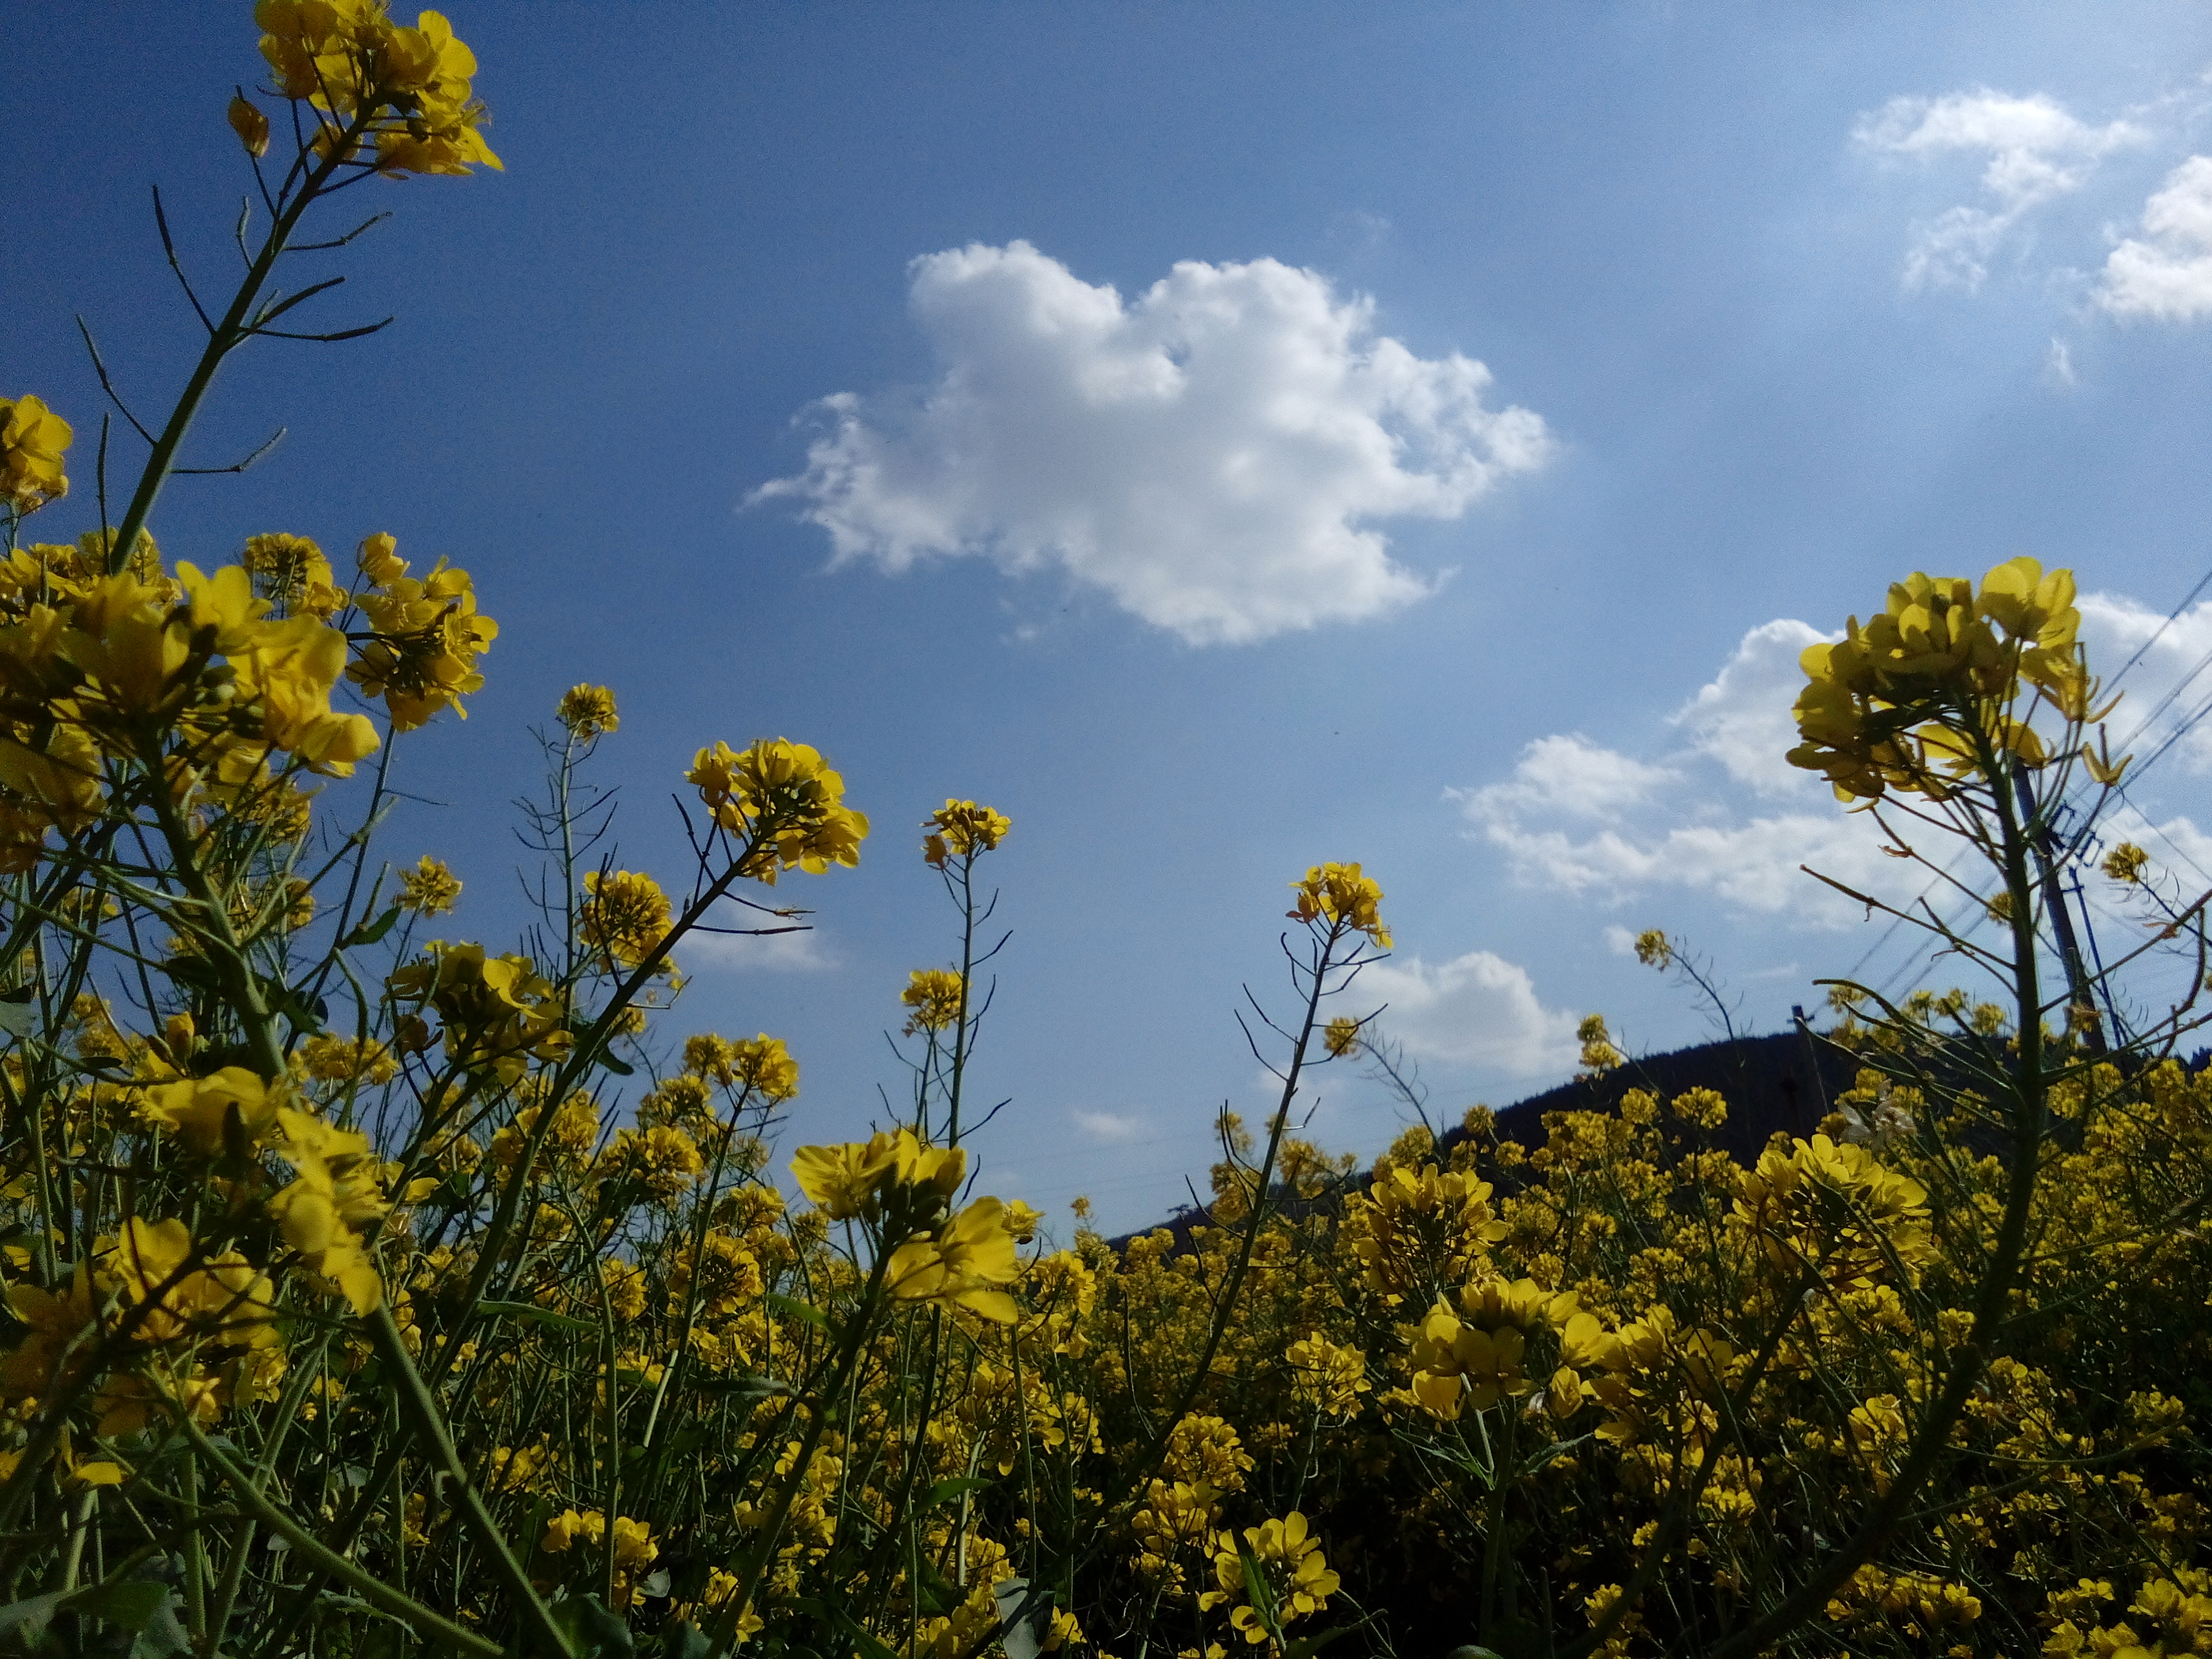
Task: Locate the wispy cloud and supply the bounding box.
[754,241,1552,644]
[1073,1109,1148,1143]
[1853,89,2145,289]
[682,925,839,973]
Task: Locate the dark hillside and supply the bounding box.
[1114,1023,1864,1250]
[1473,1024,1861,1168]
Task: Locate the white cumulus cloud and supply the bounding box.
[753,241,1553,644]
[2098,155,2212,319]
[1357,951,1579,1078]
[1853,90,2145,290]
[1672,618,1837,794]
[1453,623,1906,926]
[2079,588,2212,774]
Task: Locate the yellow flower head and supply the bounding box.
[1732,1132,1935,1288]
[1288,862,1391,947]
[556,683,619,740]
[884,1195,1021,1322]
[1,394,71,515]
[922,799,1011,865]
[687,737,869,883]
[733,1033,800,1102]
[398,854,462,915]
[790,1134,901,1221]
[1200,1511,1340,1646]
[581,868,672,968]
[1322,1016,1361,1057]
[267,1107,388,1313]
[240,533,342,617]
[1409,1303,1528,1418]
[1285,1333,1370,1418]
[790,1126,966,1223]
[140,1065,287,1158]
[901,968,965,1034]
[347,553,498,729]
[1787,558,2088,801]
[2103,841,2150,884]
[255,0,504,176]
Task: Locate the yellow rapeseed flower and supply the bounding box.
[140,1066,286,1157]
[580,868,672,967]
[398,854,462,914]
[1788,557,2087,800]
[902,968,966,1034]
[1288,862,1391,947]
[884,1195,1022,1323]
[687,737,869,882]
[255,0,503,176]
[227,93,271,157]
[1200,1511,1340,1647]
[240,533,342,617]
[556,683,618,739]
[922,798,1010,865]
[1,394,70,514]
[791,1134,901,1222]
[2104,841,2150,884]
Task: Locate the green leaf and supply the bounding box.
[342,906,403,949]
[0,986,35,1038]
[0,1588,70,1650]
[764,1292,841,1340]
[161,956,220,995]
[693,1373,789,1401]
[1519,1432,1591,1478]
[478,1299,596,1335]
[791,1598,903,1659]
[913,1558,961,1619]
[926,1475,993,1508]
[1284,1629,1369,1659]
[988,1580,1052,1659]
[3,1579,192,1659]
[567,1020,636,1076]
[550,1593,634,1659]
[658,1622,710,1659]
[260,975,327,1036]
[1237,1536,1287,1652]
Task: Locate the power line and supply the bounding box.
[2107,565,2212,688]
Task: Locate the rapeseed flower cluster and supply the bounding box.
[254,0,503,176]
[5,14,2204,1659]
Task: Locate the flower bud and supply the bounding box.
[228,94,271,159]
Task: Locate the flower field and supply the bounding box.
[2,9,2208,1659]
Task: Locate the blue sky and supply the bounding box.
[9,5,2212,1231]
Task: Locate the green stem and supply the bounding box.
[103,119,366,576]
[1696,736,2050,1659]
[699,1243,897,1659]
[363,1303,575,1659]
[180,1414,502,1659]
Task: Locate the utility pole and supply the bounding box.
[2012,771,2106,1057]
